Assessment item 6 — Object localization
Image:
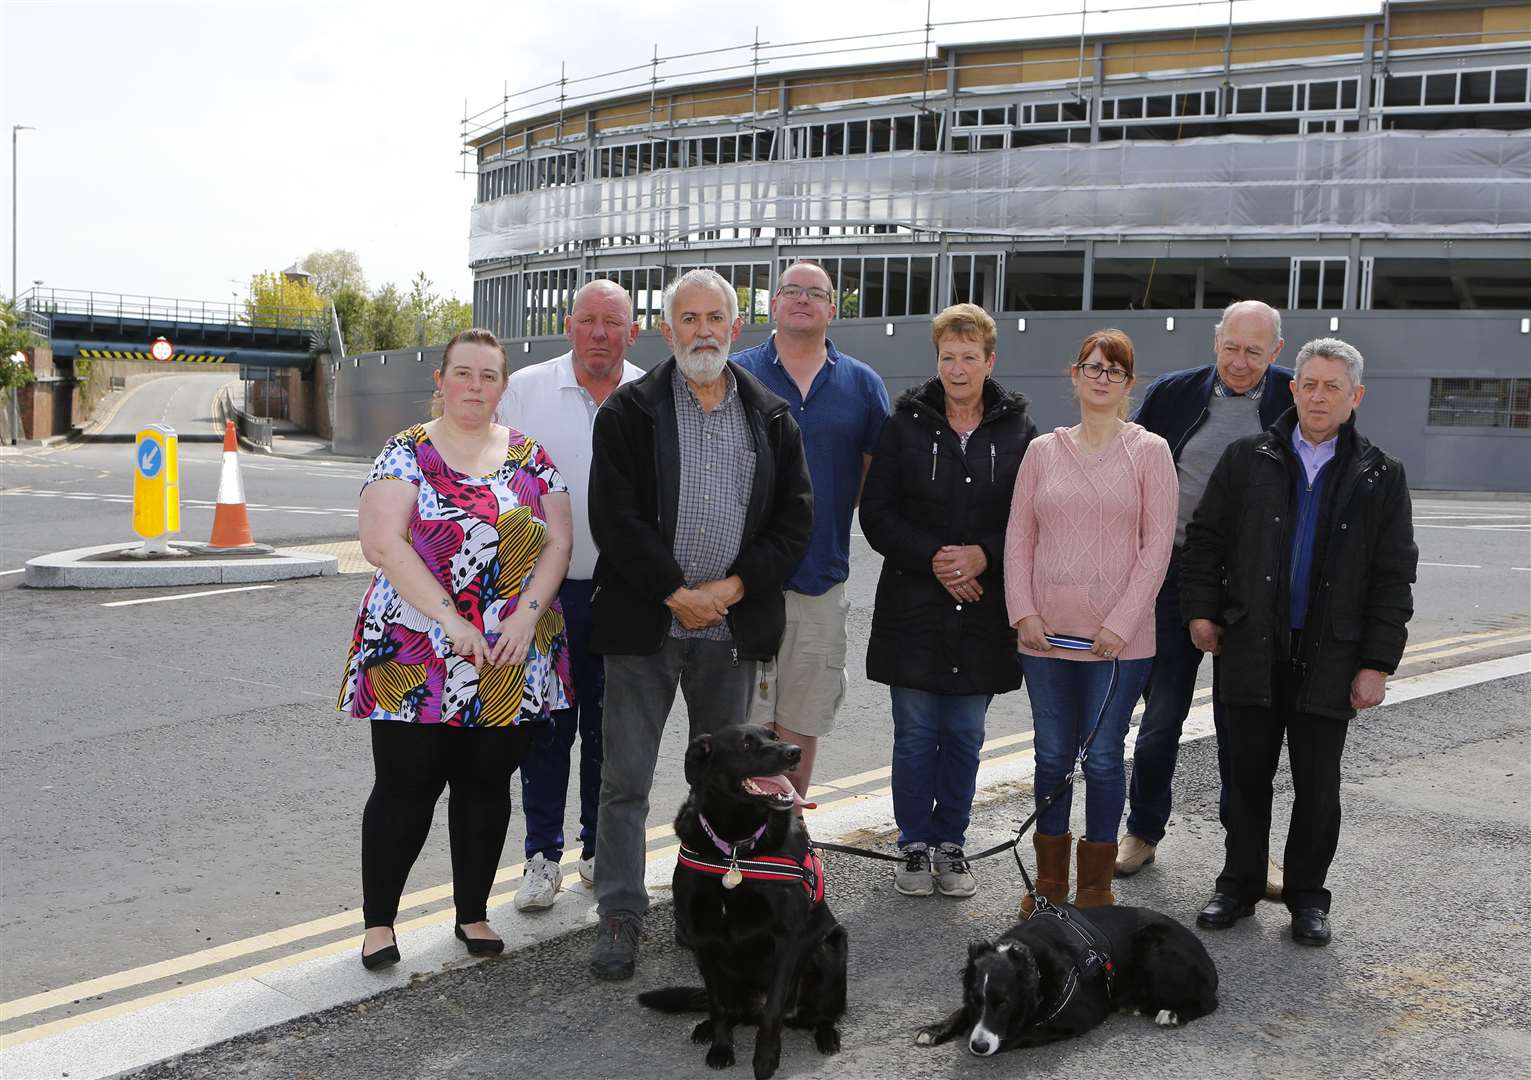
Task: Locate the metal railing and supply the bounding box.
[16,286,326,332]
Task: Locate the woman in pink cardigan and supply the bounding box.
[1004,328,1177,912]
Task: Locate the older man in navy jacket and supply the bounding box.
[1115,300,1294,890]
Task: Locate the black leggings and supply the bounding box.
[362,720,533,928]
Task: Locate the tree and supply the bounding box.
[0,299,39,392]
[300,249,367,298]
[245,271,326,329]
[331,284,372,353]
[431,299,473,342]
[365,284,413,351]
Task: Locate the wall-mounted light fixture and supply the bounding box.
[523,341,531,353]
[885,322,895,337]
[1017,318,1027,333]
[416,351,423,363]
[1165,316,1175,331]
[1521,318,1529,334]
[1329,316,1340,332]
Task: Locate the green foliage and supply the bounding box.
[0,299,39,391]
[365,284,414,352]
[244,271,327,329]
[241,255,473,356]
[300,249,367,298]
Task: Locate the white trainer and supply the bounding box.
[513,853,562,911]
[578,855,596,886]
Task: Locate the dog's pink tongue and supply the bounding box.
[750,774,816,810]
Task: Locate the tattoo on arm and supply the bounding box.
[439,598,452,611]
[528,600,540,610]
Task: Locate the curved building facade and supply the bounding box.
[335,0,1531,489]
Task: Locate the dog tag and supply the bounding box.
[722,865,744,889]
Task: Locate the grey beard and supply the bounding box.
[675,342,728,383]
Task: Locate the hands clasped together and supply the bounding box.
[441,605,543,671]
[665,576,747,631]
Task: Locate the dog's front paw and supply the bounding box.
[1154,1009,1182,1027]
[915,1026,938,1047]
[705,1043,736,1069]
[752,1045,780,1080]
[691,1019,714,1044]
[813,1023,841,1055]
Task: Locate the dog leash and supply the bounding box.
[812,643,1121,883]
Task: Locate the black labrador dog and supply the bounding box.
[916,904,1218,1056]
[638,724,847,1080]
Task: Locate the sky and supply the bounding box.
[1,0,1378,308]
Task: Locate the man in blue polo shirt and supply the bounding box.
[735,260,891,795]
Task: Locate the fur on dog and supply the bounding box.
[637,724,848,1080]
[916,904,1218,1056]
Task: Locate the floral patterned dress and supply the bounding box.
[339,424,573,727]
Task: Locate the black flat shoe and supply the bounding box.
[1291,908,1332,946]
[455,923,505,956]
[361,931,399,971]
[1196,893,1257,929]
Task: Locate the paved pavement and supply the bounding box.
[14,657,1523,1080]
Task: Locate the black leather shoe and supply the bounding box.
[1196,893,1256,929]
[1291,908,1331,946]
[360,930,399,971]
[455,924,505,956]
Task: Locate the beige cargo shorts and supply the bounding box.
[749,583,850,737]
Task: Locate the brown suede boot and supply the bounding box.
[1073,839,1119,907]
[1019,832,1072,916]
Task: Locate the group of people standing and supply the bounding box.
[338,261,1416,978]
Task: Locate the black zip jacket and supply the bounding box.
[1180,408,1417,720]
[587,357,814,660]
[860,377,1037,696]
[1133,363,1295,461]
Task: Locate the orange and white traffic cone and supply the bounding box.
[203,420,267,552]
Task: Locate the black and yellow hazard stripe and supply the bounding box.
[77,349,229,363]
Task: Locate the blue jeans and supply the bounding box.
[1022,655,1152,843]
[890,688,992,849]
[1124,556,1230,845]
[520,579,604,862]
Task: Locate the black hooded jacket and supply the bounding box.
[860,377,1038,695]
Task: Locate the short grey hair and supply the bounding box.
[1214,300,1282,348]
[662,268,738,327]
[1293,337,1365,388]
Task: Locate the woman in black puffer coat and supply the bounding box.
[860,303,1038,899]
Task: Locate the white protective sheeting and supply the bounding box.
[468,130,1531,264]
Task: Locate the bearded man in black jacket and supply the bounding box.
[1180,337,1417,948]
[585,268,813,981]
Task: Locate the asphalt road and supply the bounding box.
[121,671,1531,1080]
[0,454,1526,1042]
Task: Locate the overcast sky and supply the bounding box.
[2,0,1376,308]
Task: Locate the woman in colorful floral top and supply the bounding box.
[341,328,573,969]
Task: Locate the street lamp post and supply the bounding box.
[12,124,35,302]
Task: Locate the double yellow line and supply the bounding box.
[3,624,1526,1048]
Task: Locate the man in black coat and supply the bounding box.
[1181,337,1417,947]
[585,269,813,981]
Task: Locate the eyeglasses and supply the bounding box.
[776,284,833,303]
[1076,361,1130,384]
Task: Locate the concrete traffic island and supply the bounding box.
[25,541,337,588]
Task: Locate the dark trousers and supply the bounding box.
[519,578,604,861]
[362,719,532,928]
[1126,553,1230,844]
[1216,666,1349,913]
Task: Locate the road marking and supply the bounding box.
[100,585,276,608]
[1419,562,1483,569]
[0,569,24,577]
[1,490,359,517]
[2,636,1526,1044]
[1413,523,1530,531]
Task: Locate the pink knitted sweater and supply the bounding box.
[1004,423,1178,661]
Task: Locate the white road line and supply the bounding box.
[0,568,25,577]
[100,585,276,608]
[1420,562,1484,569]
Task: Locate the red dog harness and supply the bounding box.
[677,846,826,905]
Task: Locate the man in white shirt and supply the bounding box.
[495,278,644,911]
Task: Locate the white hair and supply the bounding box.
[1214,300,1282,348]
[662,268,738,326]
[1293,337,1365,388]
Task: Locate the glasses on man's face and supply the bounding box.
[1077,361,1130,384]
[776,284,833,303]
